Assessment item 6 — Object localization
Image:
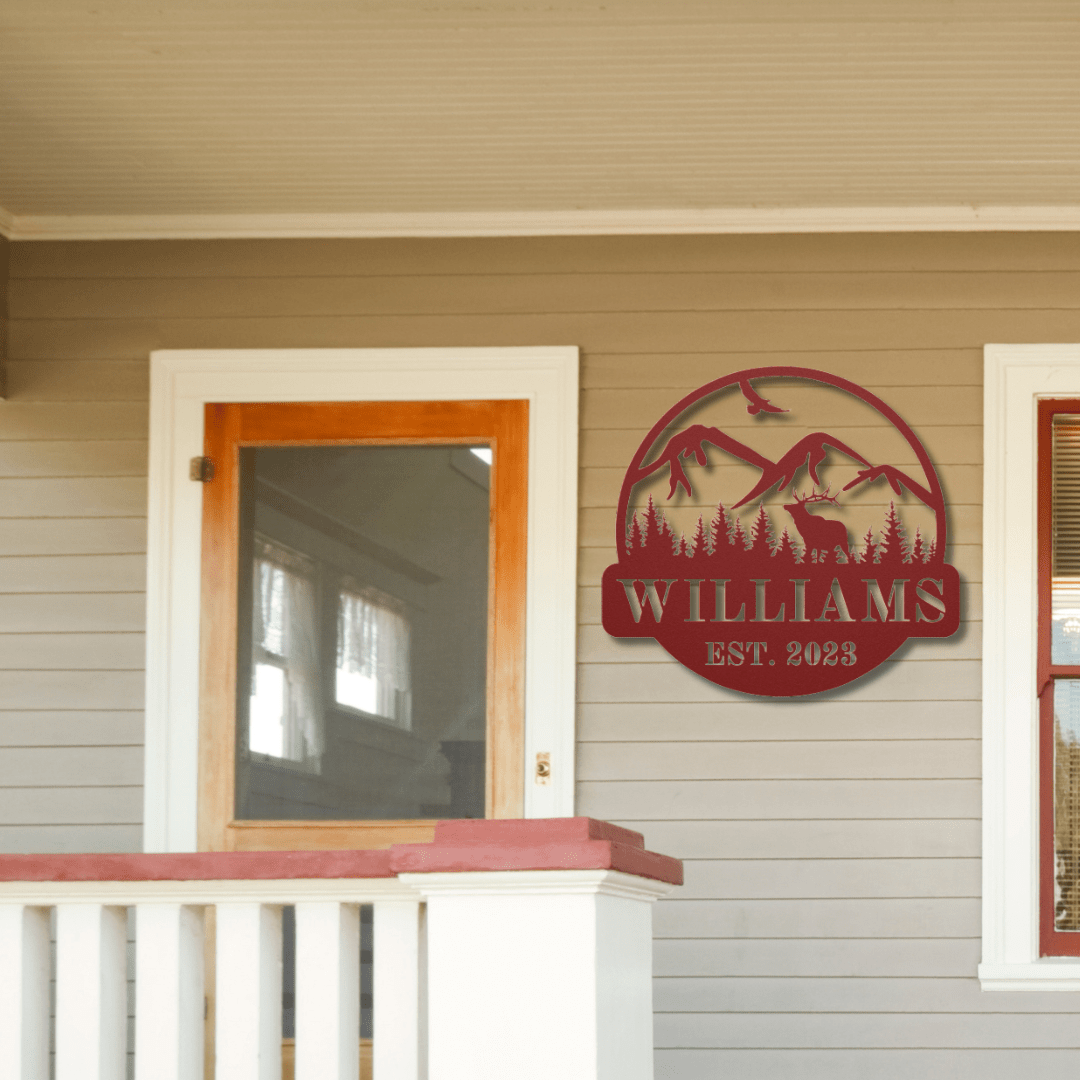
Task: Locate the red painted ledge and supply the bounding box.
[392,817,683,885]
[0,818,683,887]
[0,849,395,883]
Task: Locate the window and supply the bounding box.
[982,344,1080,989]
[335,584,412,729]
[1038,404,1080,956]
[144,348,579,853]
[244,540,416,761]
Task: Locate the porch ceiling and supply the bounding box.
[1,1,1079,238]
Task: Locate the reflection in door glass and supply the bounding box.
[248,540,321,761]
[336,587,412,727]
[235,444,491,821]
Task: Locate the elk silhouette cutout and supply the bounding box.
[783,488,850,560]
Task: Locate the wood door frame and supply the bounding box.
[199,399,527,851]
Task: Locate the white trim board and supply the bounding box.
[9,205,1080,241]
[145,347,579,852]
[981,344,1080,990]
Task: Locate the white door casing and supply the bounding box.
[144,347,580,852]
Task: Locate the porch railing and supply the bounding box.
[0,817,681,1080]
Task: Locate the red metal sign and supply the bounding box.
[601,367,961,696]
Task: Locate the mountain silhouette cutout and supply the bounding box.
[636,424,935,511]
[840,463,935,507]
[636,424,774,499]
[731,433,869,508]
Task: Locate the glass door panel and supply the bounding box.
[235,444,491,821]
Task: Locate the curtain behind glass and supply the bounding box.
[336,587,412,728]
[252,537,324,761]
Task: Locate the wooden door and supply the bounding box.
[197,399,528,852]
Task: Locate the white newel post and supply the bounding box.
[55,904,128,1080]
[372,900,423,1080]
[294,902,360,1080]
[0,905,50,1080]
[135,903,205,1080]
[405,869,673,1080]
[215,903,283,1080]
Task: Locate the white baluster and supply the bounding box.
[373,900,422,1080]
[215,903,282,1080]
[295,902,359,1080]
[55,904,128,1080]
[135,904,205,1080]
[0,905,50,1080]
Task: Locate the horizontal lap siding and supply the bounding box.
[657,1051,1080,1080]
[8,234,1080,1069]
[0,236,7,395]
[2,234,146,853]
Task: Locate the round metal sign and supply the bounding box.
[600,367,961,696]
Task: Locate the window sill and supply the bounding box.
[979,960,1080,991]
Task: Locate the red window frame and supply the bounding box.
[1038,398,1080,956]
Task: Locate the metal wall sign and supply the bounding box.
[601,367,961,696]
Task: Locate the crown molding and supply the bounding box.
[5,205,1080,241]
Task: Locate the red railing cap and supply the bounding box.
[0,849,394,882]
[393,817,682,885]
[0,818,683,888]
[433,816,646,849]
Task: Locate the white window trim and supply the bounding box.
[144,347,580,852]
[981,343,1080,989]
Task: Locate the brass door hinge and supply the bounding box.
[189,456,214,482]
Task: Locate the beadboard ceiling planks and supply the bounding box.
[1,1,1080,237]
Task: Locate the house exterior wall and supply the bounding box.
[0,234,8,395]
[4,233,1080,1075]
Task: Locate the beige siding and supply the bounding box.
[0,233,7,433]
[0,235,7,398]
[0,232,144,853]
[7,233,1080,1071]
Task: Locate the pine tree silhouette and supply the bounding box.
[926,538,937,561]
[859,526,878,565]
[877,502,909,567]
[749,504,775,555]
[689,516,707,559]
[730,514,748,552]
[642,496,664,551]
[910,527,925,565]
[626,511,644,555]
[709,501,732,554]
[773,528,801,564]
[662,513,679,555]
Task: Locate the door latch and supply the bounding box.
[535,752,551,785]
